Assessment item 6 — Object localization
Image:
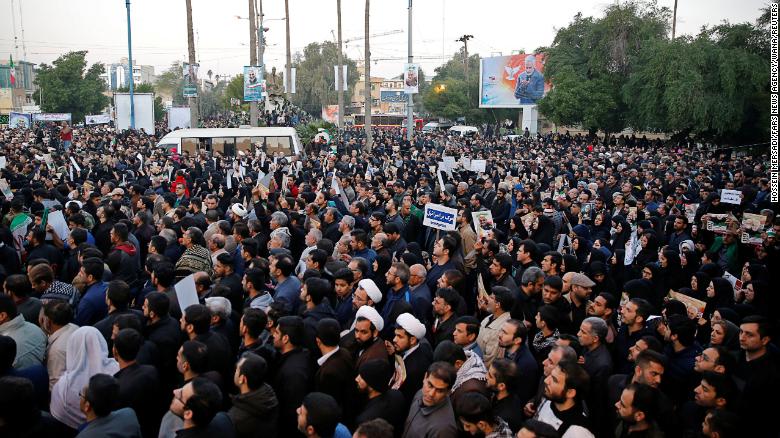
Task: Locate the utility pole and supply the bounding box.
[406,0,413,142]
[456,34,473,103]
[336,0,344,130]
[125,0,135,129]
[284,0,291,98]
[364,0,372,152]
[185,0,199,128]
[248,0,258,126]
[672,0,678,39]
[258,0,265,113]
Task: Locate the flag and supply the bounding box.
[9,55,15,86]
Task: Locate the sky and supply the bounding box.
[0,0,768,81]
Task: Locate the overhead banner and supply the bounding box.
[183,62,199,97]
[85,114,111,125]
[283,68,296,94]
[380,89,406,102]
[322,105,339,124]
[334,65,348,91]
[244,66,266,101]
[404,63,419,94]
[479,53,549,108]
[9,112,32,128]
[33,113,72,122]
[423,203,457,231]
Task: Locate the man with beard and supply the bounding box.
[352,305,388,370]
[388,312,433,404]
[531,360,594,437]
[354,358,406,432]
[614,383,665,438]
[485,358,525,433]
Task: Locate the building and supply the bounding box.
[100,58,155,90]
[349,63,384,115]
[0,59,38,113]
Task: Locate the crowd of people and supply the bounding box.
[0,119,776,438]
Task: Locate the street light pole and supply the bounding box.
[125,0,135,129]
[406,0,413,142]
[258,0,265,96]
[248,0,258,127]
[284,0,291,99]
[336,0,344,130]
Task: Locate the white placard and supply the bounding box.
[0,179,13,200]
[470,159,487,173]
[442,156,456,170]
[436,168,446,193]
[720,189,741,205]
[0,156,6,169]
[69,157,81,172]
[46,210,70,240]
[423,203,457,231]
[226,170,234,189]
[175,274,200,312]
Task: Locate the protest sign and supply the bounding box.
[720,189,742,205]
[683,204,698,224]
[174,274,200,313]
[741,213,767,245]
[436,168,446,193]
[470,159,487,173]
[423,203,457,231]
[472,210,494,239]
[442,156,456,171]
[668,291,707,318]
[46,210,70,241]
[0,178,13,200]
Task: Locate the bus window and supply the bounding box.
[236,137,252,156]
[182,138,198,155]
[211,137,236,156]
[265,136,292,156]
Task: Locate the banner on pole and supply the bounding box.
[283,68,296,94]
[423,203,457,231]
[85,114,111,125]
[9,112,32,128]
[334,65,348,91]
[404,63,419,94]
[183,63,199,97]
[244,66,266,101]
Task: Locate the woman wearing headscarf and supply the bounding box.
[609,249,629,292]
[610,215,632,253]
[689,271,712,301]
[709,319,741,356]
[658,249,684,292]
[530,214,555,248]
[50,326,120,430]
[590,212,612,243]
[632,231,659,277]
[640,263,666,310]
[589,261,617,296]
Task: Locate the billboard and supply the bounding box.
[9,112,32,129]
[479,53,549,108]
[322,105,339,124]
[244,66,266,101]
[168,107,191,129]
[380,89,406,103]
[404,63,419,94]
[85,114,111,125]
[114,92,154,133]
[33,113,72,122]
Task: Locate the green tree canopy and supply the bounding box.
[33,51,110,122]
[290,41,359,116]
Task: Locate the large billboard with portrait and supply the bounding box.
[479,53,550,108]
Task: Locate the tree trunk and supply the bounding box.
[336,0,344,130]
[249,0,258,126]
[285,0,291,99]
[364,0,372,152]
[185,0,199,128]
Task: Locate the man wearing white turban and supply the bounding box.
[391,313,433,403]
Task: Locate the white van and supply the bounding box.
[448,125,479,137]
[157,127,302,157]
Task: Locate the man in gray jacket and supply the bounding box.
[402,361,458,438]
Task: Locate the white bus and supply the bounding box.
[156,126,302,158]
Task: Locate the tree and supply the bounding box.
[33,51,110,122]
[155,62,187,106]
[116,83,165,123]
[223,74,249,112]
[288,41,359,117]
[538,2,671,136]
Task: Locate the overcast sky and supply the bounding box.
[0,0,768,81]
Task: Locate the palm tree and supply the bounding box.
[185,0,199,127]
[364,0,372,152]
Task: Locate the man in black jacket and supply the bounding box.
[181,304,233,386]
[228,353,279,438]
[355,358,407,432]
[270,316,313,437]
[113,328,163,438]
[142,292,182,393]
[313,319,356,424]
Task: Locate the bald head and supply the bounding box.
[409,264,427,287]
[562,271,576,293]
